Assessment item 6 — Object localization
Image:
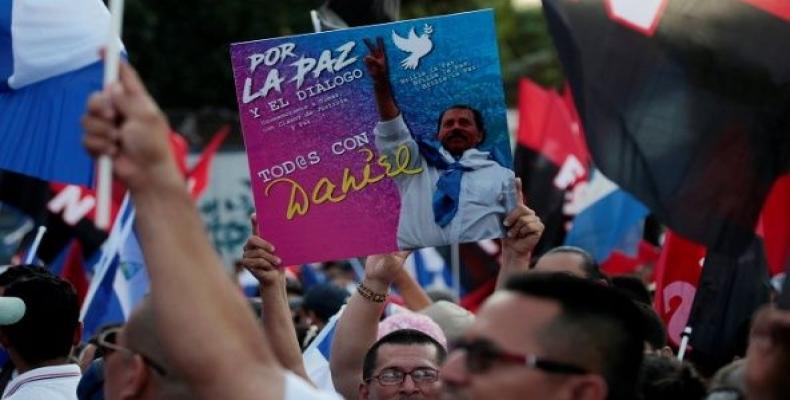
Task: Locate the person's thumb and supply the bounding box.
[110,62,155,117]
[250,213,259,236]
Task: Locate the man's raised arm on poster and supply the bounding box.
[363,37,516,249]
[364,37,400,122]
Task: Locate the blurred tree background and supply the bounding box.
[122,0,561,146]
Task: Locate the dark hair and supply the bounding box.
[611,275,652,305]
[0,265,56,287]
[635,302,667,350]
[302,283,349,324]
[1,274,79,365]
[362,329,447,381]
[504,273,645,400]
[437,105,486,143]
[639,354,706,400]
[540,246,605,280]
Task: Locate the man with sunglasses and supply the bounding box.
[441,273,645,400]
[98,298,192,399]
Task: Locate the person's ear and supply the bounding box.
[359,381,371,400]
[567,374,608,400]
[306,310,319,325]
[120,355,149,398]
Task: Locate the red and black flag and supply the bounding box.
[542,0,789,370]
[514,79,590,254]
[542,0,790,256]
[687,237,771,374]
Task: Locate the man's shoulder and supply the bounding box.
[4,375,79,400]
[3,364,81,400]
[375,114,411,138]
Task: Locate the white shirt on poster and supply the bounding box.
[374,114,515,249]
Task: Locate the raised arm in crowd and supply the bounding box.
[82,62,337,400]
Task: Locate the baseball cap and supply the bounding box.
[0,297,25,325]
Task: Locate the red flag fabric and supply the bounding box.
[758,174,790,276]
[58,241,89,303]
[653,231,706,346]
[544,0,790,257]
[187,126,230,200]
[517,80,590,174]
[169,131,189,174]
[514,79,590,254]
[601,240,660,276]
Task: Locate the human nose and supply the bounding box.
[399,373,420,393]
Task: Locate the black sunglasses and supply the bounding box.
[451,338,588,375]
[96,327,168,376]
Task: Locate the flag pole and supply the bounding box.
[96,0,125,229]
[310,10,322,33]
[677,326,692,361]
[451,243,461,299]
[23,226,47,265]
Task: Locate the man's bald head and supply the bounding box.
[533,246,604,280]
[107,298,191,399]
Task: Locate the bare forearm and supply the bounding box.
[373,82,400,121]
[132,175,278,387]
[260,278,310,382]
[393,269,432,311]
[330,278,386,399]
[497,247,532,290]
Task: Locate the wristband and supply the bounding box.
[357,282,387,303]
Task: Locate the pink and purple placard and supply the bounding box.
[230,10,512,265]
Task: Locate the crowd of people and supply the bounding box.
[0,61,786,400]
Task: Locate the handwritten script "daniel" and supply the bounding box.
[264,144,422,219]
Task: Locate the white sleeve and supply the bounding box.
[283,372,344,400]
[373,114,423,170]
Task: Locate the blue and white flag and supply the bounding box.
[0,0,122,185]
[564,169,649,263]
[302,308,342,392]
[79,194,150,340]
[405,247,453,290]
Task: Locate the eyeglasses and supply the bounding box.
[451,338,588,375]
[96,327,168,376]
[365,367,440,386]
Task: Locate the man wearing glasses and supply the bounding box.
[83,60,646,400]
[96,298,192,400]
[441,273,645,400]
[360,329,445,400]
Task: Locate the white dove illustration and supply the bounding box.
[391,24,434,70]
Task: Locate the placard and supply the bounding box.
[231,10,515,265]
